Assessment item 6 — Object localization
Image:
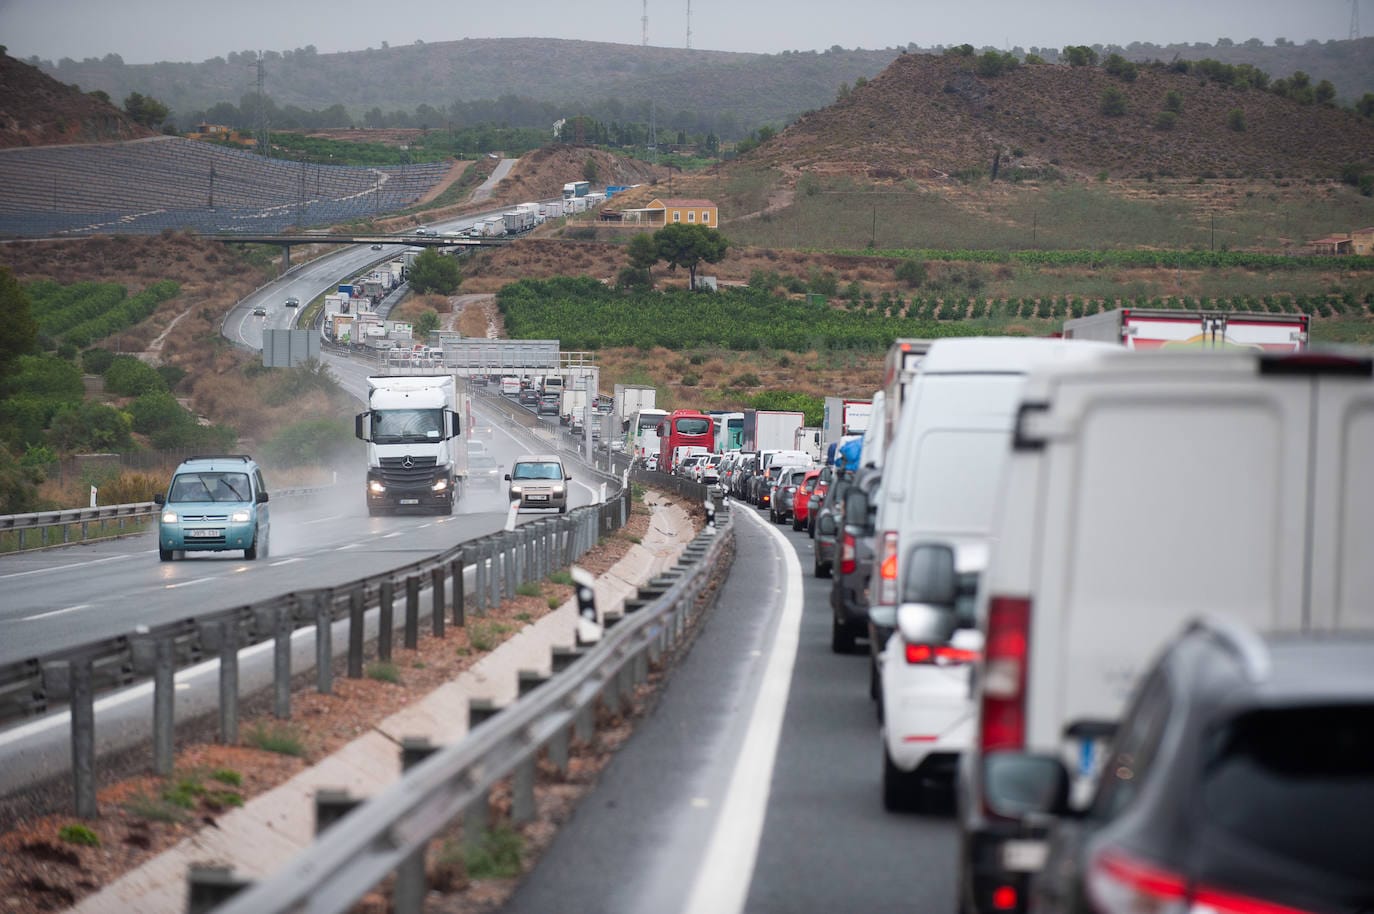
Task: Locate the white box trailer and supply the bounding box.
[1062,308,1309,351]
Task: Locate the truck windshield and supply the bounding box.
[372,408,443,443]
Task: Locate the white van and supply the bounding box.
[868,337,1114,812]
[956,348,1374,914]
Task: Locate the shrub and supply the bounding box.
[894,259,928,288]
[366,661,401,684]
[1227,108,1246,131]
[1103,53,1138,82]
[1164,90,1183,113]
[58,824,100,847]
[1100,87,1127,117]
[1154,111,1178,131]
[262,418,356,467]
[81,348,114,374]
[211,769,243,786]
[515,582,541,598]
[104,355,166,396]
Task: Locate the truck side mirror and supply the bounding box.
[354,412,371,442]
[448,409,461,436]
[153,493,165,506]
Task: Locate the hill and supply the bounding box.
[31,40,900,138]
[753,52,1374,183]
[0,50,153,148]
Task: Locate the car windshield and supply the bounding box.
[169,472,251,503]
[1201,705,1374,882]
[512,462,563,480]
[372,408,443,443]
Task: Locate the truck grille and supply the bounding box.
[379,455,437,485]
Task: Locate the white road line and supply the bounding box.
[165,577,213,590]
[683,506,803,914]
[301,515,347,526]
[382,531,404,539]
[269,558,303,567]
[339,543,362,550]
[22,604,92,622]
[0,554,134,580]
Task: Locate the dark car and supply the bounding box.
[835,467,882,658]
[994,620,1374,914]
[769,467,810,524]
[467,454,502,490]
[519,388,540,407]
[252,305,267,316]
[538,393,560,415]
[284,296,299,308]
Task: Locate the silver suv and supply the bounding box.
[506,454,570,513]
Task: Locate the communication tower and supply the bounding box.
[642,0,649,45]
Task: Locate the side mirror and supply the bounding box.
[153,493,165,506]
[504,473,512,481]
[843,490,869,526]
[818,513,837,536]
[902,543,958,608]
[354,412,370,442]
[257,491,269,504]
[982,752,1072,820]
[565,474,572,481]
[449,409,461,435]
[896,602,957,645]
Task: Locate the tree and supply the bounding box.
[1063,45,1098,67]
[1100,87,1128,117]
[1358,94,1374,118]
[1227,107,1246,132]
[47,402,132,453]
[122,91,170,128]
[413,310,440,339]
[408,249,461,295]
[653,223,729,290]
[625,232,659,287]
[1315,80,1337,106]
[0,268,38,383]
[582,156,599,184]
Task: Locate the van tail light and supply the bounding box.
[979,596,1029,754]
[1087,849,1316,914]
[876,531,899,605]
[840,533,856,575]
[905,643,981,665]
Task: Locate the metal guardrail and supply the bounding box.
[0,484,635,819]
[0,485,331,553]
[199,490,730,914]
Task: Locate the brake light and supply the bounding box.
[841,533,856,575]
[876,531,898,605]
[905,643,981,665]
[991,886,1018,911]
[1088,850,1186,914]
[979,596,1029,753]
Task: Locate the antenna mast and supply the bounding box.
[1352,0,1362,40]
[686,0,692,49]
[254,51,269,157]
[642,0,649,45]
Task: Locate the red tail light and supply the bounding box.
[876,531,898,605]
[979,596,1029,753]
[905,643,981,665]
[1088,848,1317,914]
[841,533,856,575]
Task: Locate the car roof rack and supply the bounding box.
[186,455,252,463]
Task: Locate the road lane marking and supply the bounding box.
[339,543,362,550]
[301,515,347,526]
[22,604,92,621]
[0,554,134,580]
[683,506,803,914]
[270,558,303,567]
[382,531,404,539]
[165,577,213,590]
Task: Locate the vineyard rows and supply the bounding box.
[855,248,1374,272]
[27,280,181,348]
[496,278,1364,353]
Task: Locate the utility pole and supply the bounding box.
[642,0,649,46]
[1352,0,1362,40]
[208,162,215,209]
[686,0,692,49]
[254,51,269,157]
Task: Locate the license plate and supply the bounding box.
[399,498,419,505]
[528,495,548,502]
[1002,839,1048,872]
[187,528,221,538]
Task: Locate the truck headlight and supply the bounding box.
[432,478,448,492]
[369,480,386,494]
[161,510,178,523]
[231,509,252,523]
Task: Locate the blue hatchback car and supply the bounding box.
[154,455,270,561]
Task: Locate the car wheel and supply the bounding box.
[815,555,832,579]
[245,537,259,560]
[831,613,856,654]
[882,744,923,813]
[792,516,803,531]
[869,658,881,702]
[559,504,567,515]
[158,547,173,562]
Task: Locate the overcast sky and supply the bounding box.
[0,0,1357,64]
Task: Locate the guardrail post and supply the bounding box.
[548,723,571,775]
[274,607,292,719]
[451,552,465,628]
[187,864,250,914]
[57,658,98,818]
[314,788,361,835]
[431,565,445,638]
[314,594,332,696]
[153,637,174,776]
[218,620,239,745]
[503,533,516,600]
[348,586,366,679]
[404,576,420,650]
[562,515,576,566]
[394,738,438,914]
[486,540,500,608]
[513,752,536,825]
[378,579,394,662]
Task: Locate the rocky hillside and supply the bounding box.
[0,51,152,148]
[754,52,1374,182]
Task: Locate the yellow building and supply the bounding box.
[1351,227,1374,256]
[647,198,718,227]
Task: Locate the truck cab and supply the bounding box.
[355,375,466,516]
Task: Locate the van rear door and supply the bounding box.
[1023,360,1313,751]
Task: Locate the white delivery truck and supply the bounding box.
[742,409,805,454]
[614,384,657,423]
[354,374,469,516]
[821,397,874,454]
[881,339,933,456]
[560,387,589,424]
[1062,307,1309,351]
[956,347,1374,914]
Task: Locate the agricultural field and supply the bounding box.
[28,280,180,348]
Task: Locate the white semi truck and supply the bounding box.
[355,374,470,516]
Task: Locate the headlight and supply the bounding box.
[509,485,523,495]
[231,509,252,523]
[552,485,565,495]
[161,511,178,523]
[369,480,386,493]
[432,478,449,492]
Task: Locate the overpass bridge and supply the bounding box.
[201,231,511,270]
